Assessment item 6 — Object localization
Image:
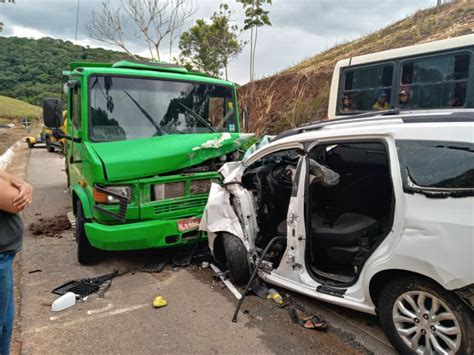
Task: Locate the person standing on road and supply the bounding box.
[0,171,32,355]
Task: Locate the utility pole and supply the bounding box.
[76,0,80,41]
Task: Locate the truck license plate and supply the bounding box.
[177,217,201,232]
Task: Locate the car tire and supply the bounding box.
[76,200,102,265]
[378,276,473,355]
[222,233,252,286]
[46,139,54,153]
[27,140,34,149]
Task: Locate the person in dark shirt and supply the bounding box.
[0,171,32,355]
[399,89,410,109]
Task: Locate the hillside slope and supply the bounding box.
[0,37,132,104]
[0,95,41,121]
[239,2,474,135]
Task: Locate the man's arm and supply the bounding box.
[0,178,22,214]
[0,170,33,211]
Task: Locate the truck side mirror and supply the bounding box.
[43,98,63,128]
[242,109,249,132]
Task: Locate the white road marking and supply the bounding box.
[26,304,149,334]
[86,303,114,315]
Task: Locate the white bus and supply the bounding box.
[328,34,474,119]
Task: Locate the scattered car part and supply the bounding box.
[97,280,112,298]
[210,263,242,300]
[153,296,168,308]
[142,256,169,273]
[232,236,286,323]
[52,270,119,297]
[51,292,77,312]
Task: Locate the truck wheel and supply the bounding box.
[378,276,473,355]
[222,233,252,285]
[76,200,102,265]
[46,139,54,153]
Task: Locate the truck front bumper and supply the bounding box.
[84,217,202,251]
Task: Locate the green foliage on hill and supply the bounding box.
[0,36,131,104]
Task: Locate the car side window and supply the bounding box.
[400,53,470,109]
[339,64,394,114]
[396,139,474,197]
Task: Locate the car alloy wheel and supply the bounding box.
[392,290,461,354]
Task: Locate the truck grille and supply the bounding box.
[153,196,207,215]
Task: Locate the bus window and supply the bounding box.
[400,53,470,109]
[340,64,394,113]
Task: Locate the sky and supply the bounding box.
[0,0,436,84]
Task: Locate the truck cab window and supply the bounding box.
[400,53,470,109]
[340,64,393,114]
[71,88,81,129]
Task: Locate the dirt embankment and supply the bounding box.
[238,2,474,136]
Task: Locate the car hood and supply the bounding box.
[90,133,255,182]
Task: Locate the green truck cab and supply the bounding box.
[43,60,253,264]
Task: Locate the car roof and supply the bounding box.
[246,110,473,158]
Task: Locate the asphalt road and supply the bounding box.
[11,145,396,354]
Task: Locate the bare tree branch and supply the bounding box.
[86,1,138,58]
[89,0,197,61]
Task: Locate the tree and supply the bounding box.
[87,0,197,61]
[0,0,15,33]
[178,4,244,79]
[237,0,272,81]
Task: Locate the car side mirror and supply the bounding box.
[43,98,63,128]
[242,109,249,131]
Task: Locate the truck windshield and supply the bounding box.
[89,75,237,142]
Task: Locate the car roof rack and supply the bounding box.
[273,110,474,142]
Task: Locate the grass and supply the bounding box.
[0,95,42,122]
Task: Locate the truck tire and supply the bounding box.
[222,233,252,285]
[46,138,54,153]
[378,276,473,355]
[76,200,102,265]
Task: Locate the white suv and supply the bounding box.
[201,110,474,354]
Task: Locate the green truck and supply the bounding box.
[43,60,253,264]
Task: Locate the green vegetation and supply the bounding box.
[179,4,244,79]
[0,36,131,104]
[0,94,41,121]
[239,2,474,135]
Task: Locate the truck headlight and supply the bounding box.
[93,185,131,204]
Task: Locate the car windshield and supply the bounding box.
[89,75,237,142]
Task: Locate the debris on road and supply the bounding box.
[29,215,71,237]
[52,270,120,298]
[97,280,112,298]
[267,288,284,306]
[51,292,76,312]
[153,296,168,308]
[142,256,169,273]
[28,269,42,274]
[288,306,328,332]
[210,263,242,300]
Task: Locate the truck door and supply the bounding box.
[67,81,83,186]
